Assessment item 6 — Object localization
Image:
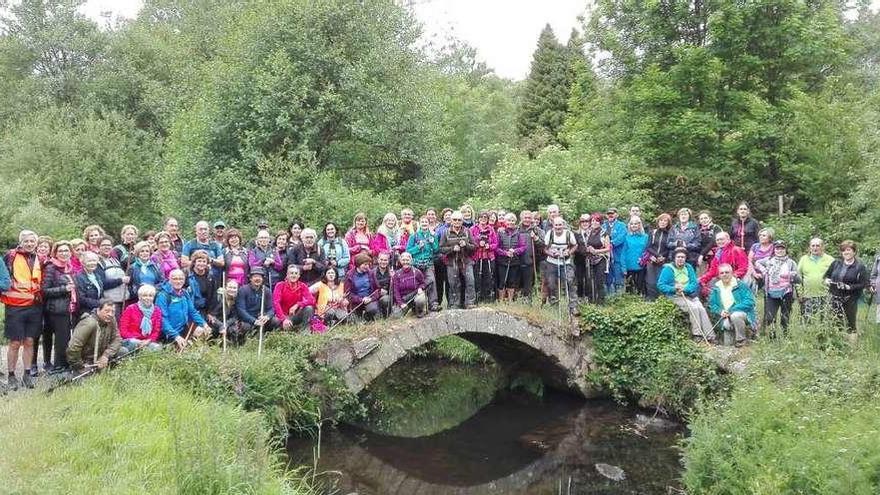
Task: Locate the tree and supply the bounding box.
[517,25,572,152]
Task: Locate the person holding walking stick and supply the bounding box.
[471,211,498,304]
[439,211,476,309]
[516,210,544,303]
[708,264,757,347]
[236,268,275,341]
[495,213,526,303]
[658,248,716,343]
[272,265,314,334]
[543,218,579,316]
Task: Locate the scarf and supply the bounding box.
[138,302,154,337]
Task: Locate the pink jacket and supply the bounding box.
[470,225,499,261]
[370,231,409,257]
[345,229,374,258]
[700,244,749,286]
[272,280,316,318]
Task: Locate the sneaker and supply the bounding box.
[7,375,20,392]
[22,373,36,389]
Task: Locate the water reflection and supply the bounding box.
[288,361,683,494]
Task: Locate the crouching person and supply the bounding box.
[237,268,277,340]
[156,269,209,350]
[708,263,757,347]
[345,254,382,321]
[118,284,163,352]
[393,252,428,318]
[658,248,716,343]
[67,299,128,373]
[272,265,315,333]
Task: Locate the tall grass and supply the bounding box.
[0,373,309,494]
[682,319,880,494]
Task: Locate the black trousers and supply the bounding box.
[474,258,495,303]
[830,295,859,333]
[32,315,53,369]
[574,257,588,298]
[434,260,447,307]
[520,263,536,301]
[625,269,647,297]
[584,261,606,304]
[44,313,72,369]
[764,293,793,336]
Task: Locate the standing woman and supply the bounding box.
[644,213,672,300]
[70,238,86,274]
[747,228,775,290]
[406,216,441,310]
[667,208,701,268]
[425,208,439,233]
[127,241,163,302]
[470,211,499,304]
[36,236,53,265]
[697,210,723,269]
[223,228,250,287]
[40,241,77,372]
[249,229,284,284]
[272,231,290,287]
[730,202,760,251]
[113,225,139,271]
[460,204,475,228]
[495,213,525,302]
[287,220,304,250]
[75,251,122,317]
[151,231,180,279]
[83,225,106,253]
[824,240,868,334]
[98,236,130,318]
[345,212,373,259]
[622,216,649,296]
[583,213,610,304]
[319,222,351,278]
[754,241,799,337]
[371,213,405,266]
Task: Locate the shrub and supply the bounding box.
[682,322,880,494]
[580,296,728,416]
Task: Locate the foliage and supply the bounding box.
[0,107,163,242]
[580,296,728,415]
[476,143,655,217]
[682,322,880,494]
[0,374,305,494]
[119,334,359,438]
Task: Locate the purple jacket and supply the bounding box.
[392,267,425,305]
[248,247,283,272]
[495,228,526,263]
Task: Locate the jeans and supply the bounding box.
[447,259,475,308]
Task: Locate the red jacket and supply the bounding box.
[118,303,163,342]
[272,280,315,318]
[700,244,749,286]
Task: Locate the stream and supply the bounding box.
[287,358,684,494]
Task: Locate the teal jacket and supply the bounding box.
[657,263,699,297]
[621,232,649,272]
[406,229,439,268]
[708,279,757,326]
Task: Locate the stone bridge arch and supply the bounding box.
[317,308,600,398]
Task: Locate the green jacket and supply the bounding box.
[797,253,835,298]
[67,314,123,371]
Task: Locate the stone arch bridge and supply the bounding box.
[315,307,601,398]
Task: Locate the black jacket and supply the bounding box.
[824,259,869,299]
[42,261,74,315]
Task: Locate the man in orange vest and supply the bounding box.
[2,230,43,391]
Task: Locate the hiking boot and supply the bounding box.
[429,303,441,312]
[734,339,748,348]
[7,375,20,392]
[464,304,476,310]
[22,373,36,389]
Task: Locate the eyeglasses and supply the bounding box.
[719,271,732,275]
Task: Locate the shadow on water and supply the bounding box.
[288,359,684,494]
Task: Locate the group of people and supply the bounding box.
[0,202,873,391]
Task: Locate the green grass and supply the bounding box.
[682,320,880,494]
[0,373,309,494]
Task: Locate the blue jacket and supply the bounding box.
[181,239,223,259]
[127,259,164,300]
[603,220,627,266]
[235,283,275,325]
[155,281,206,339]
[0,258,10,291]
[708,279,757,326]
[621,232,648,272]
[657,263,699,297]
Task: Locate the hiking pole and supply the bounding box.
[257,284,265,358]
[679,294,710,344]
[556,260,563,322]
[328,288,378,331]
[221,272,228,353]
[562,262,572,322]
[501,260,511,302]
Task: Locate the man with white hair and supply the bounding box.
[439,211,476,309]
[2,230,43,390]
[289,228,326,286]
[182,220,225,272]
[155,268,208,350]
[541,204,561,231]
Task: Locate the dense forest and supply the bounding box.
[0,0,878,249]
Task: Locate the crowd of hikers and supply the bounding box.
[0,202,872,391]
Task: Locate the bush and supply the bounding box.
[682,322,880,494]
[0,375,304,494]
[580,296,728,416]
